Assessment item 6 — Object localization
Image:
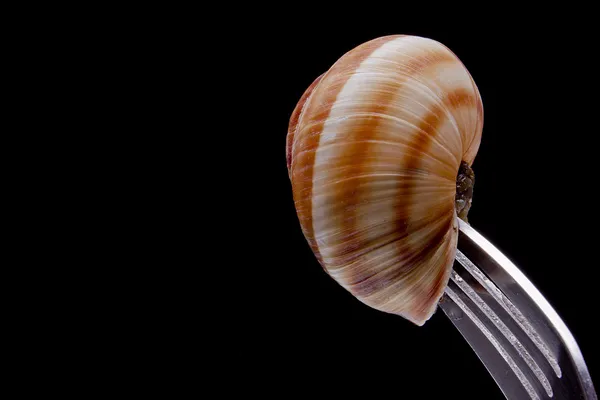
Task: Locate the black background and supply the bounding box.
[212,19,599,399]
[17,8,600,399]
[124,12,600,398]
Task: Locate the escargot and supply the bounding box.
[286,35,483,326]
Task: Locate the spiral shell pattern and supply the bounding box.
[287,35,483,325]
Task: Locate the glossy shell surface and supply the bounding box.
[287,35,483,325]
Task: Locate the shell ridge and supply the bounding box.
[292,35,403,271]
[314,112,459,172]
[290,35,483,326]
[325,210,454,271]
[349,215,453,298]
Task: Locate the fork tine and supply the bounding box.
[441,285,542,400]
[455,249,562,379]
[439,220,597,400]
[442,261,554,399]
[449,265,553,397]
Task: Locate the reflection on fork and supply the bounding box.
[439,220,597,400]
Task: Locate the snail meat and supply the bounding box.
[287,35,483,326]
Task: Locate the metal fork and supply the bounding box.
[439,219,597,400]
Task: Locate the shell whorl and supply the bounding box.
[287,35,483,326]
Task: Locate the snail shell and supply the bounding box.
[287,35,483,325]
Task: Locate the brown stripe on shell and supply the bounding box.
[441,43,484,167]
[286,73,323,176]
[348,88,476,301]
[436,39,484,164]
[289,35,401,269]
[333,43,457,268]
[330,44,454,273]
[462,76,484,165]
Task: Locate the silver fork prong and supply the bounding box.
[449,267,553,397]
[440,220,597,400]
[455,249,562,379]
[443,285,542,400]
